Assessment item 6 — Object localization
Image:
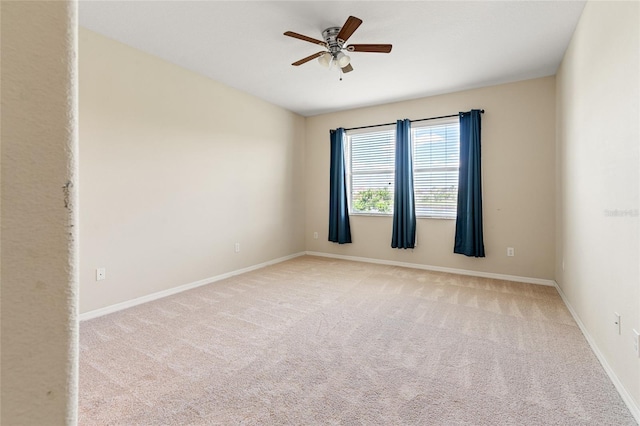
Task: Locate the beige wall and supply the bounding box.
[79,29,306,313]
[1,1,79,424]
[556,0,639,412]
[305,77,556,281]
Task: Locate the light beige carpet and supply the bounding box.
[79,256,637,425]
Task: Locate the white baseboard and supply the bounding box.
[79,252,306,321]
[81,251,552,321]
[553,282,640,424]
[304,251,556,287]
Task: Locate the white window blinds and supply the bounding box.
[412,119,460,218]
[347,127,395,214]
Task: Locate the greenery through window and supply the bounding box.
[346,118,459,218]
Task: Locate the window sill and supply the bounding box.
[350,213,455,220]
[350,212,392,217]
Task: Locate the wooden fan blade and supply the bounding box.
[346,44,392,53]
[292,51,326,66]
[284,31,326,47]
[336,16,362,43]
[341,63,354,73]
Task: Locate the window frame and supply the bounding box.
[345,124,396,216]
[411,117,460,219]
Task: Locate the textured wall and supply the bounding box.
[556,0,640,414]
[1,1,79,424]
[79,29,306,314]
[305,77,556,281]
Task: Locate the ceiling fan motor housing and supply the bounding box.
[322,27,344,55]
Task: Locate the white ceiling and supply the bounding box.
[79,1,586,117]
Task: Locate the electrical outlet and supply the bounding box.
[507,247,515,257]
[313,232,318,239]
[614,312,621,335]
[234,242,240,253]
[633,329,640,357]
[96,267,106,281]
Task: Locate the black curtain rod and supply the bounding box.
[344,110,484,132]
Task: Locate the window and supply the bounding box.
[345,118,460,219]
[412,119,460,218]
[346,126,395,215]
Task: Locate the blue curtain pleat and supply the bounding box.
[454,110,485,257]
[391,119,416,249]
[328,128,352,244]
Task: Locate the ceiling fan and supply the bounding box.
[284,16,392,74]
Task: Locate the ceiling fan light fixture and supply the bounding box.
[318,52,331,67]
[336,51,351,67]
